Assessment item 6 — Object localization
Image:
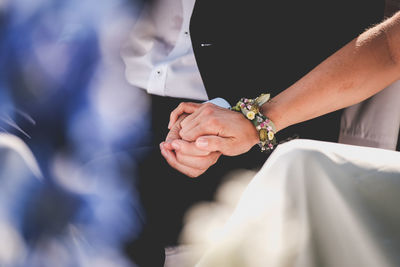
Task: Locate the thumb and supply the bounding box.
[195,135,233,155]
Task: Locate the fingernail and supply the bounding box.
[167,122,171,129]
[196,138,208,147]
[159,142,164,149]
[171,142,180,150]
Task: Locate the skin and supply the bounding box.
[162,11,400,177]
[160,113,221,178]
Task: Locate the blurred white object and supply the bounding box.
[0,133,42,265]
[0,133,42,179]
[164,170,256,267]
[186,139,400,267]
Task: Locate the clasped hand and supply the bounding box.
[160,102,259,177]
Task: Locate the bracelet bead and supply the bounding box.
[230,94,277,152]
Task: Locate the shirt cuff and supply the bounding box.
[206,97,231,109]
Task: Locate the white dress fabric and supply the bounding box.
[195,139,400,267]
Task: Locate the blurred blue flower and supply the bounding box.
[0,0,148,266]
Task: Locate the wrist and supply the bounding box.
[231,94,278,152]
[260,101,283,133]
[247,119,260,146]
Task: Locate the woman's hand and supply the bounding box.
[169,102,259,156]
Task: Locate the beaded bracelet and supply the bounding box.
[230,93,277,152]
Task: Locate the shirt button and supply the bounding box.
[156,70,162,75]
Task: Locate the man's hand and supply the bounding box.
[169,102,260,156]
[161,113,221,178]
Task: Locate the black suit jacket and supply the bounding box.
[190,0,384,143]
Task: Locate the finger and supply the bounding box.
[180,104,223,141]
[175,151,221,170]
[162,141,174,151]
[165,126,181,144]
[168,102,201,129]
[160,144,204,178]
[166,114,188,142]
[180,118,220,142]
[180,102,215,130]
[165,114,191,150]
[165,124,181,144]
[178,114,202,141]
[171,139,210,156]
[195,135,235,156]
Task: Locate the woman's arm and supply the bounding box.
[263,11,400,132]
[164,12,400,176]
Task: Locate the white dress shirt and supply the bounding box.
[121,0,209,101]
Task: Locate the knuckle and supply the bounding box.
[197,158,210,169]
[179,129,187,139]
[181,131,194,142]
[208,117,220,127]
[202,102,213,108]
[202,102,215,111]
[213,153,221,164]
[170,112,177,121]
[198,123,207,133]
[167,158,177,169]
[175,154,184,165]
[178,142,188,152]
[180,117,187,128]
[175,103,185,113]
[184,170,194,178]
[191,170,203,178]
[199,150,211,156]
[170,158,178,168]
[176,151,189,163]
[183,102,197,110]
[187,171,197,178]
[188,146,202,156]
[203,106,214,115]
[188,102,197,108]
[205,156,216,167]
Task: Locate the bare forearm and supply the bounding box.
[262,11,400,132]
